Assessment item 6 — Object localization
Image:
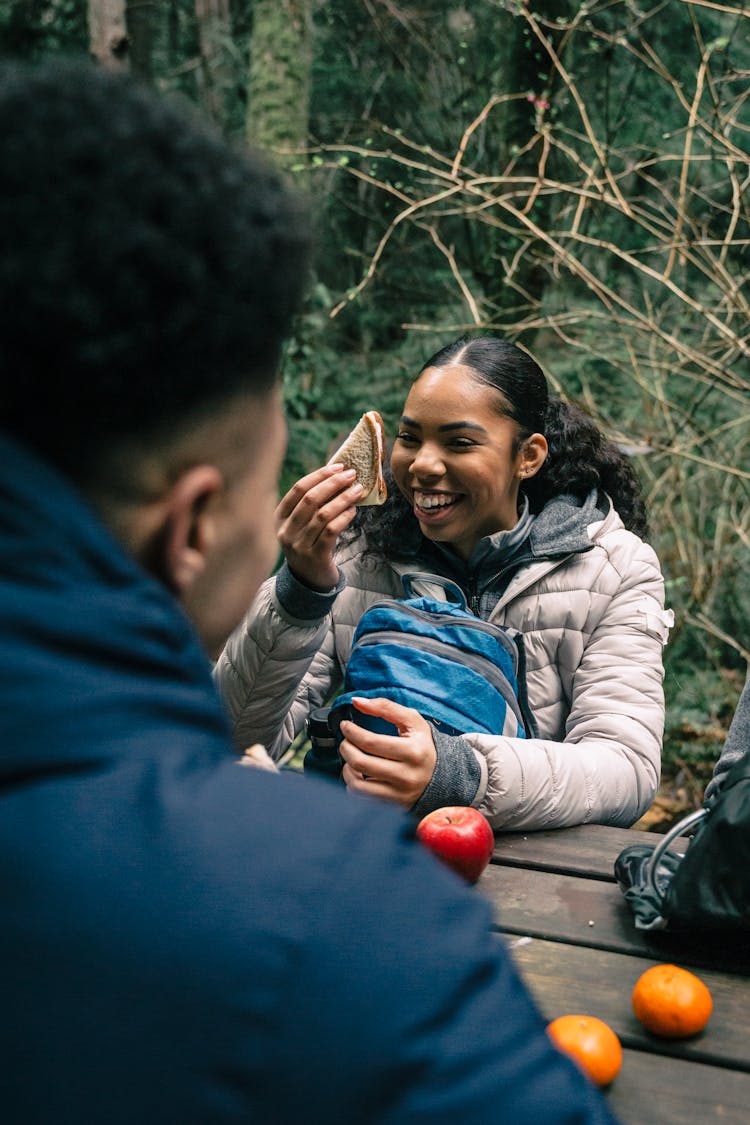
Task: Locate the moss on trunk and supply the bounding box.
[246,0,311,174]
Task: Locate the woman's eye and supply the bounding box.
[396,431,418,444]
[449,437,477,449]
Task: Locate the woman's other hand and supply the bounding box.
[276,463,362,591]
[338,697,437,809]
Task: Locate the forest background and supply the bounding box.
[4,0,748,827]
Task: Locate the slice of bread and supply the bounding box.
[328,410,387,505]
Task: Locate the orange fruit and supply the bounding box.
[546,1014,623,1087]
[632,963,712,1038]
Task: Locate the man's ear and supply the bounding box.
[161,465,224,596]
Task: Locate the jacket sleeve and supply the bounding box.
[212,570,343,758]
[704,672,750,805]
[463,535,669,830]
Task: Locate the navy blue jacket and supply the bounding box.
[0,432,619,1124]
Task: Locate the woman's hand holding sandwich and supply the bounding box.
[276,412,386,592]
[338,697,437,809]
[276,464,362,591]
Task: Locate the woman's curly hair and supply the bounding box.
[526,397,648,536]
[346,335,648,559]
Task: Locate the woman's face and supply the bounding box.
[390,363,545,560]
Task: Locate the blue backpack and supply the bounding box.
[328,574,537,743]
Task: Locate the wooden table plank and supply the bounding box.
[492,824,689,881]
[484,823,750,1124]
[500,934,750,1071]
[604,1048,750,1125]
[479,863,750,972]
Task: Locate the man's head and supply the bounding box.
[0,58,310,652]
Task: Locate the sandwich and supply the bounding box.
[328,410,387,506]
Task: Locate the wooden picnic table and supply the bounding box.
[477,823,750,1125]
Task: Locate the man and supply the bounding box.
[0,59,618,1123]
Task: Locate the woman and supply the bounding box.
[214,336,672,829]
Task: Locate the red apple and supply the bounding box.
[416,806,495,884]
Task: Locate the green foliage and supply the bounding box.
[10,0,750,799]
[278,292,453,491]
[0,0,87,58]
[307,0,551,336]
[662,662,746,793]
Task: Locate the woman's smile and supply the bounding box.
[413,489,463,518]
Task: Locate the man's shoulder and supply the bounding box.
[166,761,489,954]
[179,762,421,890]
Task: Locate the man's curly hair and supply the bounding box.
[0,58,309,484]
[348,335,648,558]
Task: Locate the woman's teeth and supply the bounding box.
[415,492,458,511]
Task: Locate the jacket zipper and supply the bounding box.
[466,577,481,616]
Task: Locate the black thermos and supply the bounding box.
[304,707,344,781]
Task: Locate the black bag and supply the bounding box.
[614,756,750,933]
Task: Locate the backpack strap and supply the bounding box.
[644,807,708,900]
[400,571,468,609]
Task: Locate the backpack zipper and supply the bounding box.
[350,631,526,722]
[362,600,524,665]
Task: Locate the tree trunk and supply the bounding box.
[126,0,163,84]
[194,0,232,124]
[246,0,311,174]
[480,0,574,324]
[88,0,129,69]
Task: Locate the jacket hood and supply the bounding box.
[0,432,229,785]
[527,489,610,557]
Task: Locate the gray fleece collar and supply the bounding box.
[527,489,608,558]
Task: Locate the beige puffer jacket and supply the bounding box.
[215,501,671,831]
